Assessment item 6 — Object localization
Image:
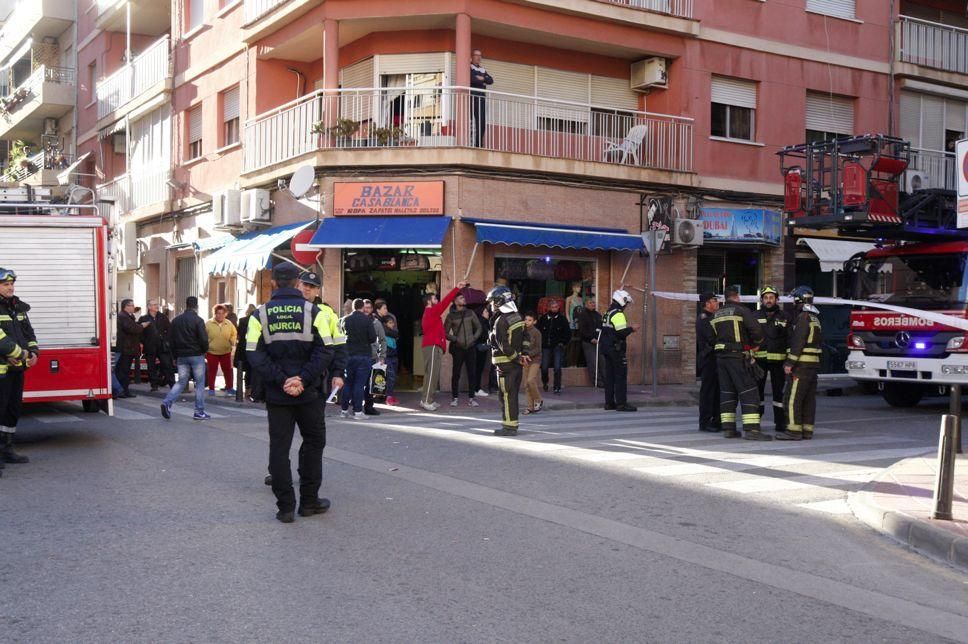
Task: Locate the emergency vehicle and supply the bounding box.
[0,187,113,413]
[780,134,966,408]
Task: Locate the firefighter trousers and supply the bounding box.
[497,362,522,430]
[0,371,25,431]
[717,354,760,430]
[756,360,786,431]
[784,367,818,434]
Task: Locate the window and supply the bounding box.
[710,76,756,141]
[88,62,97,103]
[805,92,854,144]
[805,0,855,20]
[188,0,204,32]
[187,105,202,160]
[221,86,239,146]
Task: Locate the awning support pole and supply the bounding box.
[271,251,309,273]
[620,251,635,285]
[462,242,480,282]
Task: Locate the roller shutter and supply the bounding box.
[535,67,590,124]
[900,92,922,148]
[805,92,853,135]
[590,75,639,111]
[711,76,756,108]
[806,0,855,20]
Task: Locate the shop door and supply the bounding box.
[697,249,761,296]
[175,257,198,314]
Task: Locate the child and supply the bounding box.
[523,312,543,413]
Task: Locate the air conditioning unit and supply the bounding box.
[241,188,272,224]
[118,220,140,270]
[630,57,667,91]
[671,218,703,246]
[213,189,242,228]
[904,170,932,193]
[44,118,57,135]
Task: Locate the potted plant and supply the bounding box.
[3,140,33,181]
[312,117,360,147]
[372,126,406,146]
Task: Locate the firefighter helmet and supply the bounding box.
[486,285,515,308]
[759,285,779,298]
[790,285,814,305]
[612,289,633,307]
[0,268,15,283]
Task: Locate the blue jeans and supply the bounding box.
[541,345,564,391]
[385,353,399,396]
[341,355,372,413]
[163,355,207,413]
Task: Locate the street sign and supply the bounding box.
[957,139,968,228]
[290,228,320,266]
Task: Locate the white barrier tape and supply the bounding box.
[650,291,968,333]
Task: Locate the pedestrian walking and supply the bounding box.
[487,285,524,435]
[139,298,175,391]
[600,289,638,412]
[777,286,823,441]
[522,312,543,413]
[160,296,211,421]
[375,300,400,406]
[420,283,465,411]
[576,298,604,388]
[754,286,791,434]
[470,49,494,147]
[341,298,375,419]
[710,287,770,440]
[245,262,336,523]
[696,292,720,432]
[0,267,37,468]
[446,292,483,407]
[115,298,148,398]
[537,299,570,394]
[205,304,238,395]
[363,299,385,416]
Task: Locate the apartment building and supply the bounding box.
[53,0,956,385]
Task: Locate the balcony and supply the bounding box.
[96,0,170,36]
[911,148,957,191]
[897,16,968,79]
[243,86,693,179]
[0,66,74,140]
[592,0,693,19]
[96,37,171,122]
[0,0,73,65]
[3,149,73,185]
[245,0,291,24]
[97,168,172,217]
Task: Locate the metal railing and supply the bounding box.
[96,37,171,120]
[593,0,693,19]
[244,0,289,24]
[243,86,694,174]
[898,16,968,76]
[4,150,73,182]
[911,148,957,191]
[97,168,171,214]
[0,65,74,110]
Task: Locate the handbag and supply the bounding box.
[400,251,430,271]
[369,363,388,399]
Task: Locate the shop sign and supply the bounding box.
[700,208,781,245]
[333,181,444,216]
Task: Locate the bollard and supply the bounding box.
[932,414,957,521]
[236,364,244,403]
[950,384,963,455]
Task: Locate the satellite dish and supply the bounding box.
[287,165,315,199]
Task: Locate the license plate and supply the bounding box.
[887,360,917,370]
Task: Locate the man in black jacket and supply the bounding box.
[537,299,570,394]
[576,299,604,388]
[139,298,174,391]
[115,299,148,398]
[470,48,494,147]
[340,298,376,419]
[160,296,210,420]
[696,292,720,432]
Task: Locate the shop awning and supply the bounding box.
[799,238,875,272]
[204,220,314,276]
[468,219,644,251]
[193,234,235,252]
[307,216,451,248]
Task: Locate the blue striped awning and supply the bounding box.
[307,216,451,248]
[470,221,644,251]
[193,234,235,252]
[204,220,313,276]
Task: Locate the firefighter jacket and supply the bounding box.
[785,305,823,370]
[245,288,335,405]
[599,304,634,354]
[753,305,791,362]
[710,302,764,357]
[489,310,524,368]
[695,310,716,373]
[0,295,37,376]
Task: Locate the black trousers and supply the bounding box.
[146,350,175,387]
[0,371,25,430]
[698,357,719,429]
[267,399,327,512]
[582,341,605,387]
[603,349,628,407]
[115,353,136,392]
[784,368,819,433]
[497,362,522,429]
[451,345,478,398]
[471,91,486,147]
[717,355,760,430]
[756,360,786,430]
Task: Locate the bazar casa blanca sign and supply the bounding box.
[333,181,444,215]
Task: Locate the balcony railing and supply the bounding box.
[244,0,289,24]
[243,86,694,175]
[97,168,171,214]
[3,150,73,182]
[898,16,968,76]
[96,36,170,120]
[911,148,957,191]
[0,65,74,112]
[593,0,693,19]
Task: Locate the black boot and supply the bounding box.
[0,432,29,463]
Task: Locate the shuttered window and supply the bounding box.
[805,92,854,142]
[222,86,239,146]
[340,58,375,123]
[535,67,590,130]
[710,76,756,141]
[806,0,855,20]
[900,91,968,152]
[130,105,171,173]
[187,104,202,160]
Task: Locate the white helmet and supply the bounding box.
[612,289,633,307]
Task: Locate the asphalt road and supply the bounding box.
[2,388,967,643]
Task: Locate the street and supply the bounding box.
[2,390,967,643]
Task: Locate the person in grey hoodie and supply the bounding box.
[445,292,483,407]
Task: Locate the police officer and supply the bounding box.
[600,289,637,412]
[487,285,524,436]
[696,292,720,432]
[777,286,823,441]
[710,287,770,440]
[246,262,336,523]
[0,267,37,466]
[754,286,790,435]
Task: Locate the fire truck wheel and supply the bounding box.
[82,400,100,413]
[881,383,923,408]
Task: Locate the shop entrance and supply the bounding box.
[697,249,761,296]
[342,249,441,390]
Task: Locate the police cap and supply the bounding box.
[272,262,300,281]
[699,291,717,304]
[299,270,321,287]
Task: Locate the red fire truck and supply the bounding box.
[780,134,965,407]
[0,194,113,413]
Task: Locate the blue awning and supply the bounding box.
[307,216,451,248]
[193,234,235,252]
[470,221,644,251]
[204,220,314,276]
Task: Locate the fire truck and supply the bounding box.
[780,134,965,407]
[0,188,113,413]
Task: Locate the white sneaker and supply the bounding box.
[353,411,366,420]
[339,409,349,418]
[419,401,436,411]
[469,398,479,407]
[475,389,489,397]
[431,402,440,410]
[450,398,459,407]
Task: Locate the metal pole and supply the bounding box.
[932,414,957,520]
[650,229,658,396]
[125,2,131,65]
[950,383,963,454]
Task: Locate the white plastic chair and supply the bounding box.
[603,124,647,165]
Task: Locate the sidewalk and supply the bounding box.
[848,452,968,572]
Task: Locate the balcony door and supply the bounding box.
[380,72,448,145]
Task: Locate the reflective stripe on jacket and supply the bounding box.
[710,302,764,355]
[785,309,823,368]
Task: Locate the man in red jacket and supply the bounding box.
[420,282,467,411]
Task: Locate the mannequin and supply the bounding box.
[565,282,584,330]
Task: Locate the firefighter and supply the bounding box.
[246,262,336,523]
[696,292,720,432]
[710,287,770,440]
[487,285,524,436]
[600,289,637,412]
[0,267,37,465]
[777,286,823,441]
[754,286,791,434]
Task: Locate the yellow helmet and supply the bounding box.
[759,285,779,298]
